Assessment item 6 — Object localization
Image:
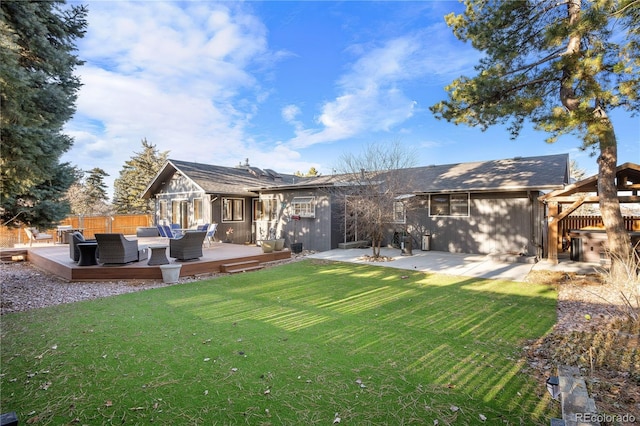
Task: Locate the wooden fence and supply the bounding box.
[560,215,640,236]
[0,214,153,248]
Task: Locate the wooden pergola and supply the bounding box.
[539,162,640,263]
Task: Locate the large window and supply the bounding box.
[291,196,315,218]
[429,193,469,216]
[253,198,277,221]
[159,200,167,222]
[194,198,203,222]
[393,201,406,223]
[222,198,244,222]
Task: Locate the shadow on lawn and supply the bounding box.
[166,260,559,422]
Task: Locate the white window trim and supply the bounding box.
[253,198,278,221]
[222,197,245,223]
[291,196,315,218]
[193,198,203,222]
[392,201,406,223]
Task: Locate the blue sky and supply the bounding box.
[63,1,639,195]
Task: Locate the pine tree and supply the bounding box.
[84,168,110,215]
[431,0,640,275]
[0,1,87,228]
[65,168,111,216]
[113,139,169,214]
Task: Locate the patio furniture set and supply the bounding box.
[68,230,208,267]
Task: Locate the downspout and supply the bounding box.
[344,196,347,244]
[528,191,537,257]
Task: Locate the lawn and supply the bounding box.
[1,259,559,425]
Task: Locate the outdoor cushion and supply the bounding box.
[24,227,53,246]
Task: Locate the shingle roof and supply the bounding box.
[141,159,300,198]
[250,154,569,193]
[143,154,569,199]
[404,153,569,193]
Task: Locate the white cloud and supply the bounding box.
[63,1,291,196]
[282,104,301,123]
[284,24,479,149]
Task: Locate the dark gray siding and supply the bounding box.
[273,189,333,252]
[403,192,543,256]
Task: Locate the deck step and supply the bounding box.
[221,260,263,274]
[0,249,28,262]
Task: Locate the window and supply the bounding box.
[291,196,315,218]
[193,198,203,222]
[393,201,406,223]
[222,198,244,222]
[172,200,188,227]
[450,194,469,216]
[159,200,167,221]
[429,193,469,216]
[253,198,277,221]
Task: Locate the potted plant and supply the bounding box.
[261,227,277,253]
[224,227,234,243]
[274,230,285,251]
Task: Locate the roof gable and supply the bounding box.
[142,159,299,198]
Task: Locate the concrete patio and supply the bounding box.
[307,247,602,282]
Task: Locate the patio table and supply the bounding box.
[77,242,98,266]
[147,244,169,266]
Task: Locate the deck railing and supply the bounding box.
[560,215,640,237]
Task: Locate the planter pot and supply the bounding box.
[291,242,303,254]
[159,264,182,283]
[274,238,285,251]
[261,240,275,253]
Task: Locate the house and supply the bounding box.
[142,154,570,258]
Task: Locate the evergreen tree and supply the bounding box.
[430,0,639,275]
[84,168,110,215]
[294,167,320,177]
[65,168,111,216]
[113,139,169,214]
[0,0,87,229]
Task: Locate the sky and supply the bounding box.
[62,1,640,196]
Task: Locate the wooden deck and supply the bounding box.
[22,238,291,281]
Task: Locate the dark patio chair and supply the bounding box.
[169,231,206,261]
[157,225,167,237]
[69,231,97,262]
[95,233,140,264]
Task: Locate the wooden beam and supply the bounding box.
[547,202,559,264]
[544,195,640,203]
[555,196,586,222]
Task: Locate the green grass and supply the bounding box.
[1,259,559,425]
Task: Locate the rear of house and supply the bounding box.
[143,154,569,258]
